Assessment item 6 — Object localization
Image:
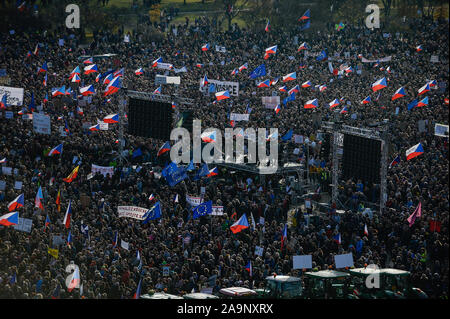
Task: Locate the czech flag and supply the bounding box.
[230,213,249,234]
[7,194,24,212]
[0,212,19,227]
[289,85,300,94]
[201,74,209,87]
[302,81,312,88]
[282,72,296,82]
[152,57,163,67]
[201,131,217,143]
[392,87,406,100]
[35,186,44,210]
[270,77,279,86]
[428,80,437,88]
[84,64,98,74]
[148,194,155,201]
[43,74,47,86]
[215,90,230,101]
[134,278,142,299]
[417,97,428,107]
[52,86,65,97]
[76,107,84,115]
[245,261,253,277]
[89,124,100,131]
[48,143,63,156]
[67,231,72,247]
[361,96,371,104]
[45,214,51,230]
[112,230,118,248]
[153,86,162,95]
[135,68,144,75]
[345,66,353,73]
[231,68,239,76]
[103,113,119,123]
[37,62,48,74]
[239,63,248,72]
[70,73,81,83]
[95,73,101,83]
[63,166,79,183]
[389,155,401,168]
[63,200,72,229]
[157,141,171,156]
[103,73,114,85]
[333,233,342,244]
[298,42,308,51]
[1,94,7,109]
[114,68,124,77]
[67,266,80,292]
[279,86,288,92]
[196,63,204,68]
[257,79,271,88]
[83,57,93,64]
[416,45,423,52]
[281,224,288,250]
[70,66,81,75]
[201,43,210,51]
[265,19,270,32]
[319,85,327,92]
[207,167,218,177]
[418,83,430,95]
[340,106,348,114]
[104,76,121,96]
[43,92,48,104]
[372,77,387,92]
[33,43,39,55]
[304,98,319,109]
[274,104,281,114]
[406,143,424,161]
[298,9,310,21]
[265,45,277,55]
[0,157,6,164]
[171,101,177,109]
[364,224,369,236]
[79,85,95,96]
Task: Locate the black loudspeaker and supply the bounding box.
[342,134,381,184]
[128,98,173,140]
[319,133,331,162]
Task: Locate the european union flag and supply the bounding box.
[162,162,178,178]
[132,148,142,158]
[193,163,209,181]
[281,129,293,141]
[407,99,418,111]
[192,200,212,219]
[316,50,328,61]
[142,202,162,224]
[283,92,296,105]
[186,160,195,171]
[249,64,266,79]
[209,83,216,93]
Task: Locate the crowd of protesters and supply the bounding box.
[0,7,448,299]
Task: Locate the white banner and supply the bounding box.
[174,66,188,73]
[186,195,202,206]
[229,113,249,122]
[361,56,392,63]
[97,120,109,130]
[430,55,439,63]
[0,85,24,106]
[262,96,280,108]
[117,206,149,220]
[435,123,449,137]
[215,45,227,53]
[200,79,239,96]
[13,217,33,233]
[32,112,51,135]
[211,206,224,216]
[92,164,114,177]
[156,62,173,70]
[334,253,354,268]
[293,255,313,269]
[155,75,181,85]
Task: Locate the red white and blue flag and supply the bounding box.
[153,86,162,95]
[265,19,270,32]
[298,42,308,51]
[135,68,144,75]
[35,186,44,210]
[215,90,230,101]
[417,97,429,107]
[281,224,288,250]
[279,86,288,92]
[84,64,99,74]
[7,194,24,212]
[257,79,271,88]
[230,213,249,234]
[63,200,72,229]
[418,83,430,95]
[83,57,93,64]
[406,143,424,161]
[392,87,406,100]
[201,43,210,51]
[389,155,401,168]
[301,80,312,88]
[282,72,296,82]
[201,131,217,143]
[79,85,95,96]
[361,96,371,104]
[152,57,163,67]
[103,113,119,123]
[329,98,340,108]
[104,76,121,96]
[298,9,310,21]
[48,143,63,156]
[239,63,248,72]
[245,261,253,277]
[157,141,171,157]
[372,77,387,92]
[0,212,19,227]
[201,74,208,87]
[304,98,318,109]
[206,167,218,177]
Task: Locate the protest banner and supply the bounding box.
[33,112,51,135]
[117,206,149,220]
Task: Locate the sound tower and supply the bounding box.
[342,134,381,184]
[319,133,331,162]
[128,97,173,140]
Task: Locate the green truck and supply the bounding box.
[303,270,357,299]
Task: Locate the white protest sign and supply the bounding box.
[33,112,51,135]
[186,195,203,206]
[294,135,304,144]
[200,79,239,96]
[434,123,449,137]
[262,96,280,108]
[361,56,391,63]
[14,181,23,190]
[120,240,129,250]
[430,55,439,63]
[2,167,12,175]
[97,120,109,130]
[0,86,24,106]
[13,218,33,233]
[255,246,264,256]
[211,206,224,216]
[117,206,149,220]
[293,255,313,269]
[230,113,250,122]
[91,164,114,177]
[156,62,173,70]
[0,181,6,191]
[215,45,226,53]
[5,111,13,119]
[334,253,354,268]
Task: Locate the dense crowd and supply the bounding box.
[0,10,448,299]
